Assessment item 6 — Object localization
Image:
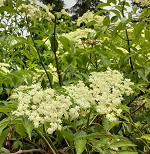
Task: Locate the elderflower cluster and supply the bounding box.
[40,4,55,21]
[77,11,104,28]
[89,68,133,121]
[0,63,10,74]
[61,9,70,16]
[11,84,72,134]
[11,68,134,134]
[17,4,41,18]
[62,28,96,48]
[133,0,150,6]
[65,68,134,122]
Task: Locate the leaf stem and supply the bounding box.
[34,129,57,154]
[53,15,62,87]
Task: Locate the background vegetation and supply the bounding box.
[0,0,150,153]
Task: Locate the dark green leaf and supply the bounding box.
[50,35,58,53]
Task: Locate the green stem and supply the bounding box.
[43,125,59,154]
[25,15,53,88]
[34,129,57,154]
[86,109,92,133]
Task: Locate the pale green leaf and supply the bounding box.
[74,139,86,154]
[141,134,150,141]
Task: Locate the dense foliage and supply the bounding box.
[0,0,150,154]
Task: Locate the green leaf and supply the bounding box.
[133,21,146,39]
[110,10,121,19]
[86,133,114,139]
[74,139,86,154]
[110,140,136,148]
[0,107,12,115]
[111,16,118,23]
[12,140,23,149]
[108,121,122,131]
[22,118,34,140]
[86,20,97,27]
[96,3,110,9]
[0,120,9,136]
[30,45,38,58]
[141,134,150,141]
[116,151,138,154]
[0,128,10,151]
[100,55,111,67]
[50,35,58,53]
[103,16,110,27]
[61,129,74,142]
[81,54,88,67]
[1,147,11,154]
[59,36,75,53]
[145,30,150,42]
[0,6,16,13]
[16,0,23,8]
[95,9,108,16]
[145,67,150,77]
[15,123,26,138]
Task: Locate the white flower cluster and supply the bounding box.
[17,3,55,22]
[62,28,96,48]
[77,11,104,28]
[61,9,70,16]
[11,84,72,134]
[64,68,134,122]
[133,0,150,6]
[40,4,55,21]
[17,4,41,18]
[11,68,134,134]
[89,68,133,122]
[0,63,10,74]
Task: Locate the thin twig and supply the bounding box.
[127,83,150,106]
[125,29,134,71]
[130,103,145,115]
[11,149,48,154]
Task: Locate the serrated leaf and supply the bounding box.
[61,129,74,142]
[15,123,26,138]
[0,121,9,136]
[110,140,136,148]
[74,139,86,154]
[141,134,150,141]
[22,118,34,140]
